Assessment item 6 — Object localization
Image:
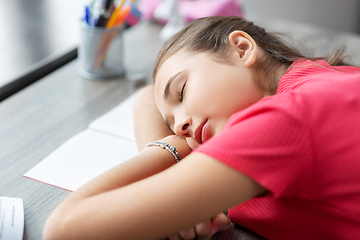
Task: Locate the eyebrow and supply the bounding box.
[163,71,183,99]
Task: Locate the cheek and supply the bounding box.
[191,81,240,115]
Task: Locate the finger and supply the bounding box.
[194,220,212,240]
[179,227,196,239]
[167,232,182,240]
[186,137,199,150]
[211,212,231,234]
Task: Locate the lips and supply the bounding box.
[194,119,209,144]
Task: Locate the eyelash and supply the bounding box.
[177,82,186,102]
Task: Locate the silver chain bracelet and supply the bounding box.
[145,141,181,163]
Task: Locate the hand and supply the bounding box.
[186,137,200,150]
[162,212,231,240]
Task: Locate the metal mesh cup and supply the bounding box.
[78,21,125,80]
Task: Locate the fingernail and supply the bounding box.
[212,227,218,235]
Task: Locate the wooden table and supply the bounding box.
[0,18,359,240]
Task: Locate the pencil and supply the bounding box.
[106,0,126,28]
[95,5,132,69]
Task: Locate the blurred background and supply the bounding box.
[0,0,359,101]
[241,0,360,34]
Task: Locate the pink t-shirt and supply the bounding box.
[195,60,360,239]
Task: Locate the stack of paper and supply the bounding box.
[24,93,139,192]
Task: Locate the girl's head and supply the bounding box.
[153,16,304,95]
[154,16,286,145]
[153,16,348,145]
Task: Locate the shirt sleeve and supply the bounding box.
[194,97,313,198]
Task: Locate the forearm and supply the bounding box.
[43,135,192,239]
[133,84,174,150]
[64,135,191,199]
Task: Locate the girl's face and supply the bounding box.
[154,49,264,147]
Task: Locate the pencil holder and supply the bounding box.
[78,22,125,80]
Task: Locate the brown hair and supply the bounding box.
[153,16,349,94]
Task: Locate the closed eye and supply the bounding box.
[177,82,186,102]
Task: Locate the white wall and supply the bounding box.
[239,0,360,34]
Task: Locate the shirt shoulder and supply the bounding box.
[195,95,313,197]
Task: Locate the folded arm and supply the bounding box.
[43,146,265,240]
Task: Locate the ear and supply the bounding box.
[228,30,258,67]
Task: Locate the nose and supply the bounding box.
[174,116,192,138]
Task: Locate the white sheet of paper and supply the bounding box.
[0,197,24,240]
[24,92,139,192]
[89,93,137,141]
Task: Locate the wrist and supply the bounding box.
[143,135,192,163]
[160,135,193,159]
[145,141,181,162]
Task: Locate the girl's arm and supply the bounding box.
[133,84,174,150]
[42,141,266,240]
